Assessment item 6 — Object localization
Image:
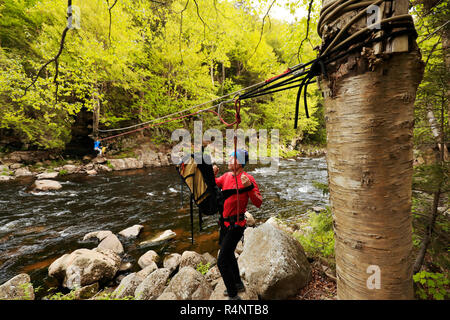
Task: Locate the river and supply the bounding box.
[0,157,328,295]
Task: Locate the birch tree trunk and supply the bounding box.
[318,0,424,299]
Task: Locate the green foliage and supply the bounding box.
[413,271,449,300]
[0,0,326,150]
[312,180,329,195]
[196,262,211,276]
[294,207,335,268]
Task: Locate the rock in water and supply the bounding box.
[118,225,144,238]
[48,248,121,289]
[31,179,62,191]
[238,222,311,299]
[0,274,34,300]
[97,234,124,255]
[139,229,176,246]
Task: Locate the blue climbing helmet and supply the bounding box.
[229,149,249,167]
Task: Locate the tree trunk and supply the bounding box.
[318,0,424,299]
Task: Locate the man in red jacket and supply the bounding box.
[213,149,262,300]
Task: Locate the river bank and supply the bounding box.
[0,211,336,300]
[0,142,327,183]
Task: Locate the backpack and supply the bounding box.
[176,152,224,243]
[176,152,255,244]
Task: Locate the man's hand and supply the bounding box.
[213,165,219,177]
[241,174,252,187]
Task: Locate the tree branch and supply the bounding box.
[297,0,314,63]
[249,0,277,60]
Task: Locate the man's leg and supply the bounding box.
[217,226,244,298]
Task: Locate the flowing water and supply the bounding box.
[0,157,328,295]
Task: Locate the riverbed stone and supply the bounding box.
[83,230,113,242]
[62,164,78,174]
[31,179,62,191]
[48,248,121,289]
[162,266,212,300]
[36,171,59,180]
[118,224,144,238]
[139,229,176,246]
[134,268,171,300]
[14,167,33,177]
[138,250,159,269]
[0,273,34,300]
[112,273,144,299]
[163,253,181,274]
[136,262,158,278]
[97,234,124,255]
[0,175,14,182]
[237,222,311,300]
[179,251,208,270]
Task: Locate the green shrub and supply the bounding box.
[196,262,211,275]
[294,207,335,268]
[413,271,449,300]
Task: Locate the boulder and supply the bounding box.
[158,153,170,166]
[163,253,181,274]
[31,179,62,191]
[157,292,178,300]
[86,169,97,176]
[36,172,59,180]
[0,176,14,182]
[48,248,121,289]
[202,252,217,267]
[112,273,144,299]
[245,211,256,227]
[265,216,294,234]
[237,222,311,300]
[139,229,176,246]
[97,234,124,255]
[108,159,127,171]
[70,282,99,300]
[14,167,33,177]
[136,262,158,278]
[83,230,113,242]
[137,149,160,167]
[0,274,34,300]
[209,279,258,300]
[138,250,159,269]
[134,268,171,300]
[62,164,78,174]
[118,225,144,238]
[162,266,212,300]
[179,251,208,270]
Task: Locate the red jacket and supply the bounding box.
[215,171,262,227]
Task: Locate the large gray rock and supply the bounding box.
[112,273,144,299]
[14,167,33,177]
[139,229,176,246]
[118,225,144,238]
[83,230,113,242]
[134,268,171,300]
[36,171,59,180]
[162,266,212,300]
[31,179,62,191]
[0,274,34,300]
[138,250,159,269]
[48,248,121,289]
[163,253,181,273]
[238,222,311,300]
[209,279,258,300]
[137,149,160,167]
[179,251,208,270]
[97,234,124,255]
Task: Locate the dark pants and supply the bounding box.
[217,224,245,297]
